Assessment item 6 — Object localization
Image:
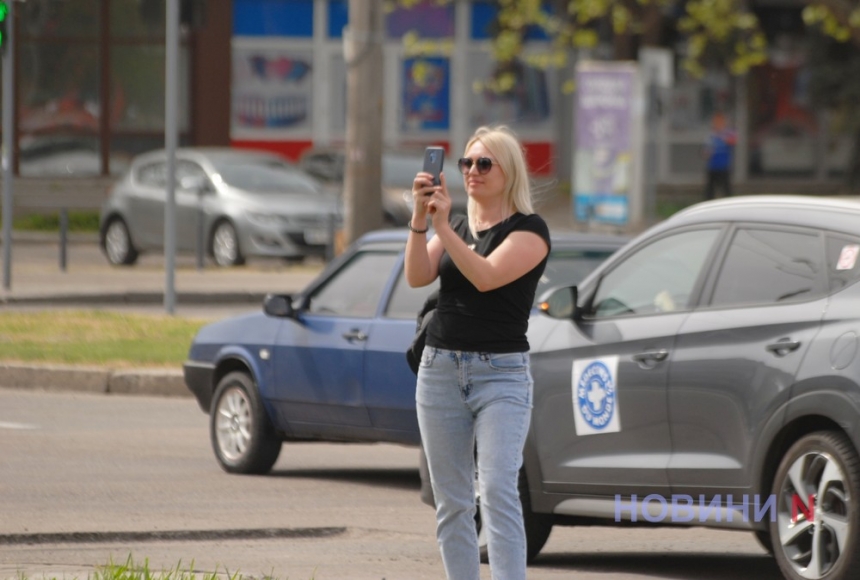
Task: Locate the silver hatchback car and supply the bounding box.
[99,147,341,267]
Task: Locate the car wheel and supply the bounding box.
[211,220,245,267]
[477,469,553,564]
[103,217,139,266]
[210,371,281,474]
[769,431,860,580]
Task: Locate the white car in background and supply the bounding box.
[99,147,341,267]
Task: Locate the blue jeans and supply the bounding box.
[416,347,534,580]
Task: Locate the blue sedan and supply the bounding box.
[183,228,626,474]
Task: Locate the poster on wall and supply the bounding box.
[231,42,313,139]
[574,62,642,226]
[402,57,450,132]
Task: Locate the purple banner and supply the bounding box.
[574,64,637,225]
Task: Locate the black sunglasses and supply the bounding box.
[457,156,494,175]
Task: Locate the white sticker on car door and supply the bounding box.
[572,356,621,436]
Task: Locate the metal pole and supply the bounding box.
[2,0,14,290]
[59,208,68,271]
[196,191,204,270]
[164,0,179,314]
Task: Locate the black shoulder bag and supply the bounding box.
[406,289,439,375]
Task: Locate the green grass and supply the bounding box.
[0,310,209,368]
[14,555,300,580]
[0,209,101,232]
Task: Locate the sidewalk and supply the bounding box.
[0,231,323,305]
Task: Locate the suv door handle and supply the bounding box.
[342,329,368,342]
[766,339,800,356]
[632,349,669,368]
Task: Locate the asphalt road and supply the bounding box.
[0,388,787,580]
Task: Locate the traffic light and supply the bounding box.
[0,1,8,54]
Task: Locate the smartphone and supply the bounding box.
[422,146,445,191]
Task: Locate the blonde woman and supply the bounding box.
[405,125,550,580]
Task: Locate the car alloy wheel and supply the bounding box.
[770,431,860,580]
[210,371,280,474]
[104,218,138,265]
[211,221,245,267]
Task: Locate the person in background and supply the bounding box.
[704,111,737,200]
[404,125,550,580]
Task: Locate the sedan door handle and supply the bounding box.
[342,329,368,342]
[632,349,669,368]
[766,339,800,356]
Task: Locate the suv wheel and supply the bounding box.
[210,371,281,474]
[769,431,860,580]
[103,217,139,265]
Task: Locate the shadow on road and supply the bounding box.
[531,551,783,579]
[271,467,421,492]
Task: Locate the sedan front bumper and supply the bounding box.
[183,360,216,413]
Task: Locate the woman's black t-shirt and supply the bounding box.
[425,212,551,354]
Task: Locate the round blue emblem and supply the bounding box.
[576,361,615,430]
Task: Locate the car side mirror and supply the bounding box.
[179,175,209,194]
[538,286,578,320]
[263,293,296,318]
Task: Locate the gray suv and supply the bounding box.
[428,195,860,580]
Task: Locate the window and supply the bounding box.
[536,249,619,305]
[590,229,720,318]
[710,228,825,307]
[308,252,399,317]
[826,234,860,293]
[176,161,208,189]
[385,273,439,320]
[217,163,321,194]
[18,42,101,176]
[136,162,167,188]
[17,0,189,176]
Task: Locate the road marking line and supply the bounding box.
[0,421,38,430]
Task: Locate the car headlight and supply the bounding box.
[247,212,284,226]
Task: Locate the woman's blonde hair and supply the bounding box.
[463,125,533,236]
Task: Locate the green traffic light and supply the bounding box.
[0,1,7,49]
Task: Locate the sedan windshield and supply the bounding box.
[218,161,321,194]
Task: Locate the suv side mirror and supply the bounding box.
[538,286,578,320]
[263,293,296,319]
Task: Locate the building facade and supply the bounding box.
[1,0,851,200]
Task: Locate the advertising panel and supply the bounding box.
[574,62,642,226]
[231,41,313,139]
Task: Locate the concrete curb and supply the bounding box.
[5,231,100,245]
[0,363,190,398]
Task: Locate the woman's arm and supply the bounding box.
[404,172,446,288]
[433,223,548,292]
